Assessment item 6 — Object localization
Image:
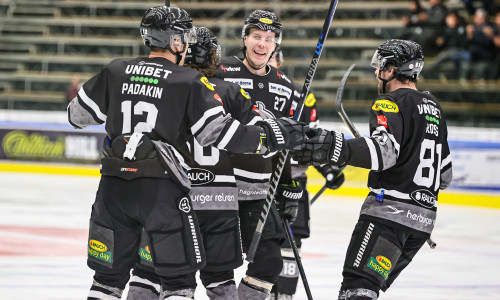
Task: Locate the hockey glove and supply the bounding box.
[317,164,345,190]
[275,180,303,224]
[258,117,307,154]
[292,128,349,166]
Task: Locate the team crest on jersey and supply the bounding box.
[256,101,276,118]
[240,88,250,100]
[200,77,215,91]
[372,100,399,113]
[224,78,253,89]
[179,197,191,213]
[305,93,316,107]
[269,83,292,98]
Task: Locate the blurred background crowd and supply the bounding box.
[0,0,499,127]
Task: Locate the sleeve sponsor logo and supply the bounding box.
[377,115,388,128]
[276,71,292,84]
[214,93,223,104]
[310,108,317,121]
[269,83,292,98]
[200,76,215,91]
[259,17,273,24]
[372,100,399,113]
[305,93,316,107]
[240,88,250,99]
[224,78,253,89]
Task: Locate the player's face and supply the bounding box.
[244,28,277,68]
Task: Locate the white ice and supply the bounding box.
[0,171,499,300]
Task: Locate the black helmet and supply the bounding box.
[241,10,283,45]
[185,26,221,66]
[371,39,424,79]
[140,6,196,49]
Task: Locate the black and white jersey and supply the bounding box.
[289,82,320,179]
[188,77,262,212]
[67,56,265,166]
[347,88,453,236]
[216,56,295,200]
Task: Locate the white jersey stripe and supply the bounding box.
[191,106,225,135]
[364,137,379,171]
[217,119,240,149]
[233,168,272,180]
[441,153,452,169]
[78,88,107,122]
[370,188,410,200]
[247,115,263,125]
[214,175,236,183]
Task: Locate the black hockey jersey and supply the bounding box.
[188,77,262,212]
[68,57,265,169]
[347,88,453,236]
[216,56,295,200]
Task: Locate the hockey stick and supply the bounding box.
[335,64,437,249]
[283,219,313,300]
[307,65,355,205]
[246,0,341,263]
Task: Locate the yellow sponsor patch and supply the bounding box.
[89,239,107,252]
[200,76,214,91]
[305,93,316,107]
[240,88,250,99]
[259,18,273,24]
[376,255,392,270]
[372,100,399,113]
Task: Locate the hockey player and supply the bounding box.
[215,10,303,299]
[293,39,453,299]
[126,26,263,300]
[268,49,345,299]
[68,6,308,300]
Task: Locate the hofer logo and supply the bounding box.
[410,189,436,208]
[187,168,215,185]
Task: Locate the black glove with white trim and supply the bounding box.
[292,127,349,166]
[316,164,345,190]
[275,180,302,224]
[257,117,307,154]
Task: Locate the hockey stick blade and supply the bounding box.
[246,0,341,263]
[334,65,437,249]
[335,64,359,138]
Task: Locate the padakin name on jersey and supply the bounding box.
[121,63,173,100]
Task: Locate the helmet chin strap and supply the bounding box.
[167,44,186,65]
[377,69,396,94]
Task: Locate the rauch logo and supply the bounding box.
[187,168,215,185]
